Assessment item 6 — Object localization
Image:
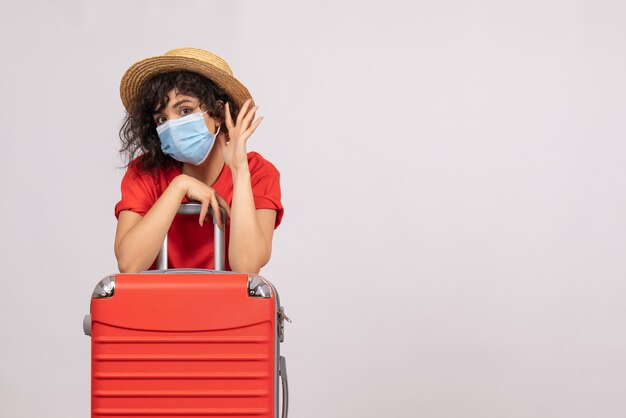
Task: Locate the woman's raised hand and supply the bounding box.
[173,175,231,229]
[219,99,263,171]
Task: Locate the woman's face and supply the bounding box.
[152,89,220,134]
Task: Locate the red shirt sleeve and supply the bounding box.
[114,159,159,219]
[248,152,284,229]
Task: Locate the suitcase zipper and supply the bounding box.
[278,306,291,343]
[278,307,292,323]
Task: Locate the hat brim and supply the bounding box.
[120,55,253,114]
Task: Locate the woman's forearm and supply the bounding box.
[116,177,185,273]
[228,166,270,273]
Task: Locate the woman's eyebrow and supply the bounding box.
[171,99,194,109]
[153,99,195,115]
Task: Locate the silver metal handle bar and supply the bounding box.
[155,202,228,271]
[280,356,289,418]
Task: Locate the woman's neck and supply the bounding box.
[181,146,225,186]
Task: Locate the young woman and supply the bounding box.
[113,48,283,274]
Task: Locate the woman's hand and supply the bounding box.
[219,99,263,172]
[173,174,231,228]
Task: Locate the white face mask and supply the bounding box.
[156,110,220,165]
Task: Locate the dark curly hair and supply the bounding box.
[118,71,240,174]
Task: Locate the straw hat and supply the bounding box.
[119,47,253,113]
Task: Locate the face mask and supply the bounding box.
[156,109,221,165]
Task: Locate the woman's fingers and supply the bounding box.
[209,194,223,230]
[225,99,261,144]
[242,105,258,129]
[224,102,234,130]
[199,198,209,227]
[245,116,264,139]
[186,180,225,228]
[236,99,253,126]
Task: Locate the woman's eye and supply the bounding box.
[181,108,192,115]
[156,116,166,125]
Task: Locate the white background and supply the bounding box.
[1,1,625,417]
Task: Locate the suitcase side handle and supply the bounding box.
[155,202,228,271]
[279,355,289,418]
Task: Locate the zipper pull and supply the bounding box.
[278,307,292,323]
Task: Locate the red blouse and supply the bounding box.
[114,151,284,271]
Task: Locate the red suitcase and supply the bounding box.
[84,203,290,418]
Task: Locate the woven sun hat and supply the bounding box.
[119,47,253,113]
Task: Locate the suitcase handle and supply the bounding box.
[280,356,289,418]
[155,202,228,271]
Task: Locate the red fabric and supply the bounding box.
[114,152,284,270]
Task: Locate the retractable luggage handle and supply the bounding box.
[156,202,228,271]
